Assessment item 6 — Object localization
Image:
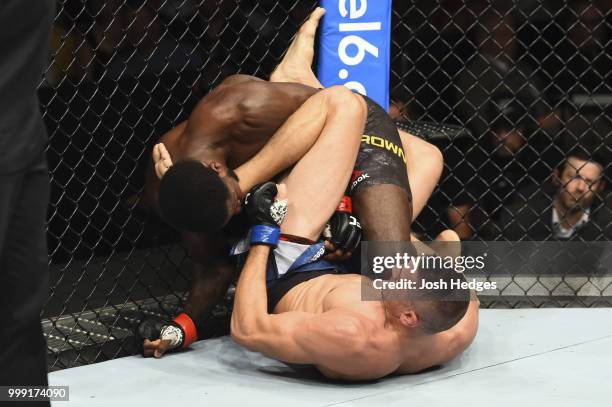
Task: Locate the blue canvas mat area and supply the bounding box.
[49,309,612,407]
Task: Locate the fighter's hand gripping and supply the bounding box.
[244,182,287,246]
[153,143,173,179]
[137,313,198,358]
[327,212,362,254]
[323,196,362,260]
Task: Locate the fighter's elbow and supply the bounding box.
[230,319,253,347]
[230,327,247,347]
[230,316,267,348]
[230,312,250,339]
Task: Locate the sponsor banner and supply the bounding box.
[318,0,392,110]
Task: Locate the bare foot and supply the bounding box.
[270,7,325,88]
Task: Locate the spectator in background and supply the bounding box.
[440,96,552,239]
[498,117,612,241]
[454,7,556,137]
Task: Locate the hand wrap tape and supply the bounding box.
[250,225,281,246]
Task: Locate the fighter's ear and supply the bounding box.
[207,161,224,174]
[399,309,419,328]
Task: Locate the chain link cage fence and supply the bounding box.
[41,0,612,370]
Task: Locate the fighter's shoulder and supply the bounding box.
[308,308,375,348]
[196,80,274,119]
[399,323,472,373]
[314,315,398,380]
[224,80,284,108]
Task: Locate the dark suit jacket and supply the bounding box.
[497,184,612,241]
[494,185,612,276]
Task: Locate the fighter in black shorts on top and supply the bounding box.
[351,96,411,197]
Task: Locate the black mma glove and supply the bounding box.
[244,182,286,246]
[328,211,362,253]
[136,312,198,354]
[322,196,362,254]
[137,317,166,343]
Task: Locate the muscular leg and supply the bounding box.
[353,185,413,242]
[222,7,444,226]
[270,7,443,226]
[270,7,324,88]
[352,130,443,242]
[399,130,444,221]
[279,87,367,240]
[212,8,325,91]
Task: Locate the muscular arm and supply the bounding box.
[190,78,317,145]
[179,232,236,326]
[230,245,393,380]
[141,78,317,211]
[198,79,322,191]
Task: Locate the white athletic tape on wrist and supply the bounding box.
[160,324,184,349]
[270,199,288,225]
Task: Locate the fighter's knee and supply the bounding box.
[325,86,366,119]
[402,131,444,176]
[325,85,353,100]
[435,229,460,242]
[427,141,444,173]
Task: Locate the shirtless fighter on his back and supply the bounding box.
[140,8,445,357]
[231,82,478,381]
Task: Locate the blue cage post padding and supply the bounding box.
[317,0,392,111]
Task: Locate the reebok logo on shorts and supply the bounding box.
[350,170,370,191]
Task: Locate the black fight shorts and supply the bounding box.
[349,96,411,199]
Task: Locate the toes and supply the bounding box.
[300,7,325,36]
[312,7,326,21]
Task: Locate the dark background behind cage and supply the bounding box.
[40,0,612,370]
